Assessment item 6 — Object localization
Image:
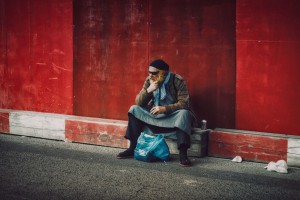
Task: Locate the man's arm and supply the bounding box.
[135,78,153,107]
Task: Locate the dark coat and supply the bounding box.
[135,73,194,115]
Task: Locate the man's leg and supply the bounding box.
[146,124,192,167]
[176,129,192,167]
[117,113,144,158]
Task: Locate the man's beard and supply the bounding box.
[150,71,167,84]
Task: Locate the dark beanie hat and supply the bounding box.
[149,59,169,71]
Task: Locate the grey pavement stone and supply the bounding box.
[0,133,299,200]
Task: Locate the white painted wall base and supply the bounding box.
[287,138,300,167]
[9,111,70,141]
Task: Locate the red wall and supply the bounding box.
[73,0,149,120]
[3,0,298,136]
[73,0,236,129]
[0,0,73,114]
[236,0,300,135]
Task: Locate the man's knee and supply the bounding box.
[128,105,141,113]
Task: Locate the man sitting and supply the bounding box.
[117,59,197,167]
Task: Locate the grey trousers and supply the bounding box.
[125,113,191,149]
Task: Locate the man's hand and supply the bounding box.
[147,80,159,93]
[150,106,166,115]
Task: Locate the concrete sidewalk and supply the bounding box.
[0,133,299,200]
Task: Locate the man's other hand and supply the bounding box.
[150,106,166,115]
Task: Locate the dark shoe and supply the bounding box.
[179,144,191,167]
[179,154,191,167]
[117,149,134,159]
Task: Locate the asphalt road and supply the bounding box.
[0,133,299,200]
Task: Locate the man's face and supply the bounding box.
[148,66,166,84]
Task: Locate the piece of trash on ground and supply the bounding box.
[232,156,242,163]
[264,160,288,174]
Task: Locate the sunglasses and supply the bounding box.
[148,71,159,75]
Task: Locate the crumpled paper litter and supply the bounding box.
[264,160,288,174]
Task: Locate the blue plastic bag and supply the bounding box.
[134,132,170,162]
